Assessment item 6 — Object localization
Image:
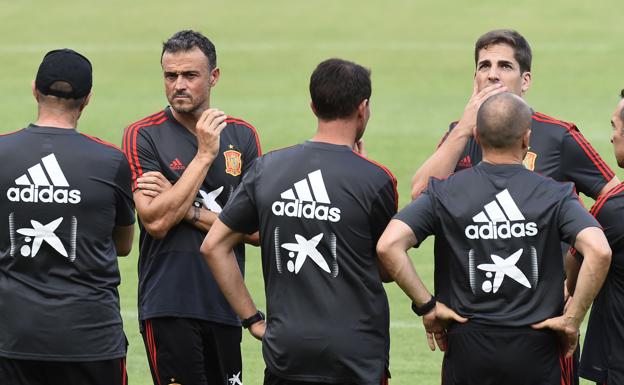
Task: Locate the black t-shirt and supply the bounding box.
[122,107,261,325]
[0,125,135,361]
[580,183,624,383]
[395,162,599,326]
[220,141,398,384]
[440,112,614,199]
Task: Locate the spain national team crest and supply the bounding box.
[224,148,242,176]
[523,151,537,171]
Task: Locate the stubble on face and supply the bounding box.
[161,47,213,116]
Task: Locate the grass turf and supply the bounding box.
[2,1,623,383]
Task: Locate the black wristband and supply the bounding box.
[191,205,200,223]
[411,296,436,316]
[241,310,265,329]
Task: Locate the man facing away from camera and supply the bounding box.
[378,92,611,385]
[202,58,398,385]
[0,49,135,385]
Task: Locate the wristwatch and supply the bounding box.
[411,296,436,316]
[241,310,265,329]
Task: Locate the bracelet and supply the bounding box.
[241,310,265,329]
[411,296,436,316]
[192,205,200,223]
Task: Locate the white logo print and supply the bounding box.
[228,372,243,385]
[271,170,341,222]
[6,154,81,204]
[477,249,532,293]
[9,214,78,262]
[200,186,224,213]
[465,189,537,240]
[273,227,339,277]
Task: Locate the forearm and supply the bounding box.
[411,127,471,199]
[138,155,214,233]
[378,247,432,306]
[203,241,258,319]
[184,206,217,233]
[565,249,610,326]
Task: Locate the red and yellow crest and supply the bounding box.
[523,151,537,171]
[224,149,242,176]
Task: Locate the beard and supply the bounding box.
[168,92,205,114]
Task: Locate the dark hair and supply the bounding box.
[309,58,371,121]
[621,89,624,122]
[162,30,217,69]
[475,29,532,74]
[476,92,532,149]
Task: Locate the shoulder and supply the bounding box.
[123,109,170,136]
[225,115,261,154]
[351,152,397,186]
[591,183,624,218]
[532,111,578,132]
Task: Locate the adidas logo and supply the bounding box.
[465,189,537,240]
[6,154,81,204]
[169,158,185,170]
[271,170,341,222]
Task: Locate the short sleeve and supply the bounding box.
[558,188,601,245]
[238,121,262,174]
[369,174,399,242]
[114,154,136,226]
[561,127,615,198]
[393,189,437,247]
[219,159,261,234]
[122,125,162,191]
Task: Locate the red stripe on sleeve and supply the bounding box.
[226,117,262,156]
[352,152,399,212]
[123,112,167,189]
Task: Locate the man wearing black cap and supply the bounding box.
[0,49,135,385]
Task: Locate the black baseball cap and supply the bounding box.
[35,48,92,99]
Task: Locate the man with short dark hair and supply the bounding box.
[579,90,624,385]
[122,30,261,385]
[0,49,135,385]
[411,29,618,199]
[378,93,611,385]
[201,58,397,385]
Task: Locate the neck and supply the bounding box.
[35,106,79,129]
[481,149,525,165]
[169,99,211,134]
[310,118,358,148]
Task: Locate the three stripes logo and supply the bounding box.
[169,158,186,170]
[465,189,537,240]
[6,154,81,204]
[271,169,341,222]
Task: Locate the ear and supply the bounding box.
[357,99,369,118]
[522,129,531,150]
[80,92,92,111]
[520,71,532,95]
[310,101,319,117]
[209,67,220,87]
[31,80,39,102]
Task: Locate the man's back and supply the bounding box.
[0,125,134,360]
[220,141,397,384]
[405,162,594,326]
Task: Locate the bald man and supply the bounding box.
[377,93,611,385]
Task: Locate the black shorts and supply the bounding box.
[441,322,569,385]
[263,368,389,385]
[0,356,127,385]
[141,317,242,385]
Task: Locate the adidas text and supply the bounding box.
[7,185,81,204]
[271,200,341,222]
[465,221,537,240]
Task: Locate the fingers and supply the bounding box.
[426,331,436,351]
[530,319,549,330]
[197,108,227,133]
[433,331,447,351]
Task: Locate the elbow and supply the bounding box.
[598,246,612,270]
[141,218,171,239]
[410,176,426,200]
[116,243,133,257]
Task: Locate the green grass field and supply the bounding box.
[2,1,623,384]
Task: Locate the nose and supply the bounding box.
[487,66,500,82]
[174,76,187,90]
